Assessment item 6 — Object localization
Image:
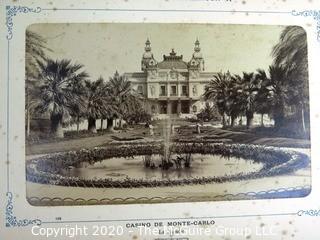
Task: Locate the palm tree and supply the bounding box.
[25,30,51,136]
[36,59,89,138]
[85,77,112,133]
[273,26,307,73]
[69,78,87,133]
[255,69,271,126]
[107,71,142,130]
[204,72,231,128]
[228,75,245,127]
[235,72,259,129]
[26,30,51,77]
[272,26,308,133]
[267,65,289,129]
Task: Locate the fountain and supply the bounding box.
[156,117,192,170]
[143,117,176,170]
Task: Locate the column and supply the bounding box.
[167,101,171,114]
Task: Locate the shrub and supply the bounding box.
[197,102,221,122]
[124,109,152,125]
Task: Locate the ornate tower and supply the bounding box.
[141,38,157,71]
[188,39,205,72]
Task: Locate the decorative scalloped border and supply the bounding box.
[26,185,311,206]
[3,4,318,228]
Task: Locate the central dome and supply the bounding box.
[158,49,188,69]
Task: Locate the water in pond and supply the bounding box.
[63,154,264,180]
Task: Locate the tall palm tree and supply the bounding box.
[204,72,231,128]
[272,26,308,133]
[69,77,87,133]
[107,71,142,130]
[85,77,113,133]
[36,59,89,138]
[267,65,289,129]
[273,26,307,73]
[228,74,245,127]
[25,30,51,136]
[255,69,271,126]
[237,72,259,129]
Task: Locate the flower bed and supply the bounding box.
[26,143,310,188]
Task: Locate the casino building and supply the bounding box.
[124,39,215,118]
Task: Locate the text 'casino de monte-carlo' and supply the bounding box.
[124,39,216,119]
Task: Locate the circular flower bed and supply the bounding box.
[26,143,310,188]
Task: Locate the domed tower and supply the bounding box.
[188,39,205,71]
[141,38,157,71]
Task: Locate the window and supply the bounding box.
[137,85,143,95]
[192,105,197,113]
[160,85,166,96]
[170,85,177,96]
[181,85,188,96]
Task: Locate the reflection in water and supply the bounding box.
[63,154,263,181]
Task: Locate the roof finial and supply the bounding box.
[170,48,176,56]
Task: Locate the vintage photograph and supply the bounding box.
[25,23,311,206]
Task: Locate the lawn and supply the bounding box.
[26,120,310,155]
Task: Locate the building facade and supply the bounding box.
[124,39,215,118]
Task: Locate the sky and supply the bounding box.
[28,23,285,80]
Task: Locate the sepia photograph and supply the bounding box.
[25,23,311,206]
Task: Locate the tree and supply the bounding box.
[227,75,245,127]
[36,59,88,138]
[236,72,259,129]
[266,65,290,129]
[255,69,271,126]
[272,26,308,133]
[85,77,111,133]
[26,30,50,78]
[107,71,142,131]
[25,30,51,136]
[204,72,231,128]
[273,26,307,74]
